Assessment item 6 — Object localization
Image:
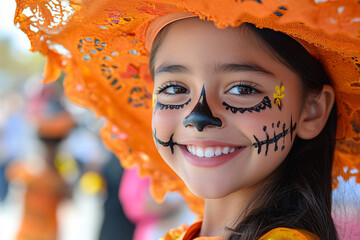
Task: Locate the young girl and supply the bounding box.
[150,18,337,240]
[14,0,360,239]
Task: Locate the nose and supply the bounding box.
[183,86,222,132]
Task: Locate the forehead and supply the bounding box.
[154,18,284,73]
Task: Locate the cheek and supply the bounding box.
[151,109,189,178]
[221,114,294,187]
[245,146,290,187]
[151,109,185,160]
[229,107,297,170]
[152,109,184,134]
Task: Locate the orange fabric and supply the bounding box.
[259,228,319,240]
[184,222,218,240]
[6,163,68,240]
[13,0,360,215]
[160,224,190,240]
[161,221,319,240]
[160,220,219,240]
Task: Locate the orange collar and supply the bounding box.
[183,221,219,240]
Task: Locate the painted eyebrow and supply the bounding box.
[155,63,274,77]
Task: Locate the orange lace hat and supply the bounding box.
[14,0,360,215]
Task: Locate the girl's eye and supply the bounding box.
[158,85,189,95]
[227,85,259,95]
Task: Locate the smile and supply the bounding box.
[186,145,238,158]
[179,143,245,167]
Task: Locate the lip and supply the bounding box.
[178,139,241,147]
[179,144,245,167]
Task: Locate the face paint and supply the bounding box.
[152,93,157,109]
[154,98,192,112]
[273,83,285,111]
[152,129,177,154]
[223,96,272,114]
[183,86,222,131]
[253,115,297,156]
[150,18,306,200]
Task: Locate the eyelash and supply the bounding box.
[156,82,189,95]
[226,82,261,96]
[156,81,260,96]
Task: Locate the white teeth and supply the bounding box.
[215,147,222,156]
[205,147,215,158]
[196,148,204,157]
[186,145,238,158]
[186,145,192,153]
[222,147,229,154]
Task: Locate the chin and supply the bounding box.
[194,191,233,200]
[183,176,241,200]
[191,186,237,200]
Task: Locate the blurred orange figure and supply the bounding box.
[7,157,70,240]
[6,84,75,240]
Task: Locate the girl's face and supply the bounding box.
[152,18,303,199]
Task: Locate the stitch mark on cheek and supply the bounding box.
[253,115,297,156]
[223,96,272,114]
[152,129,177,154]
[154,98,192,113]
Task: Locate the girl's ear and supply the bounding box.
[297,85,335,139]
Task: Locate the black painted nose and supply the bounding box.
[183,86,222,132]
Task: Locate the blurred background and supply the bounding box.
[0,1,196,240]
[0,1,359,240]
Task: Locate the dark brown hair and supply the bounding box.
[150,22,338,240]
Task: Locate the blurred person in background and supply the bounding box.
[6,83,75,240]
[0,92,28,203]
[98,153,136,240]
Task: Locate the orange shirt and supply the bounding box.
[160,221,319,240]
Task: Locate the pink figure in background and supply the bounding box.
[119,167,158,240]
[120,167,192,240]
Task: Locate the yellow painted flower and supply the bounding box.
[273,84,285,110]
[152,93,157,109]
